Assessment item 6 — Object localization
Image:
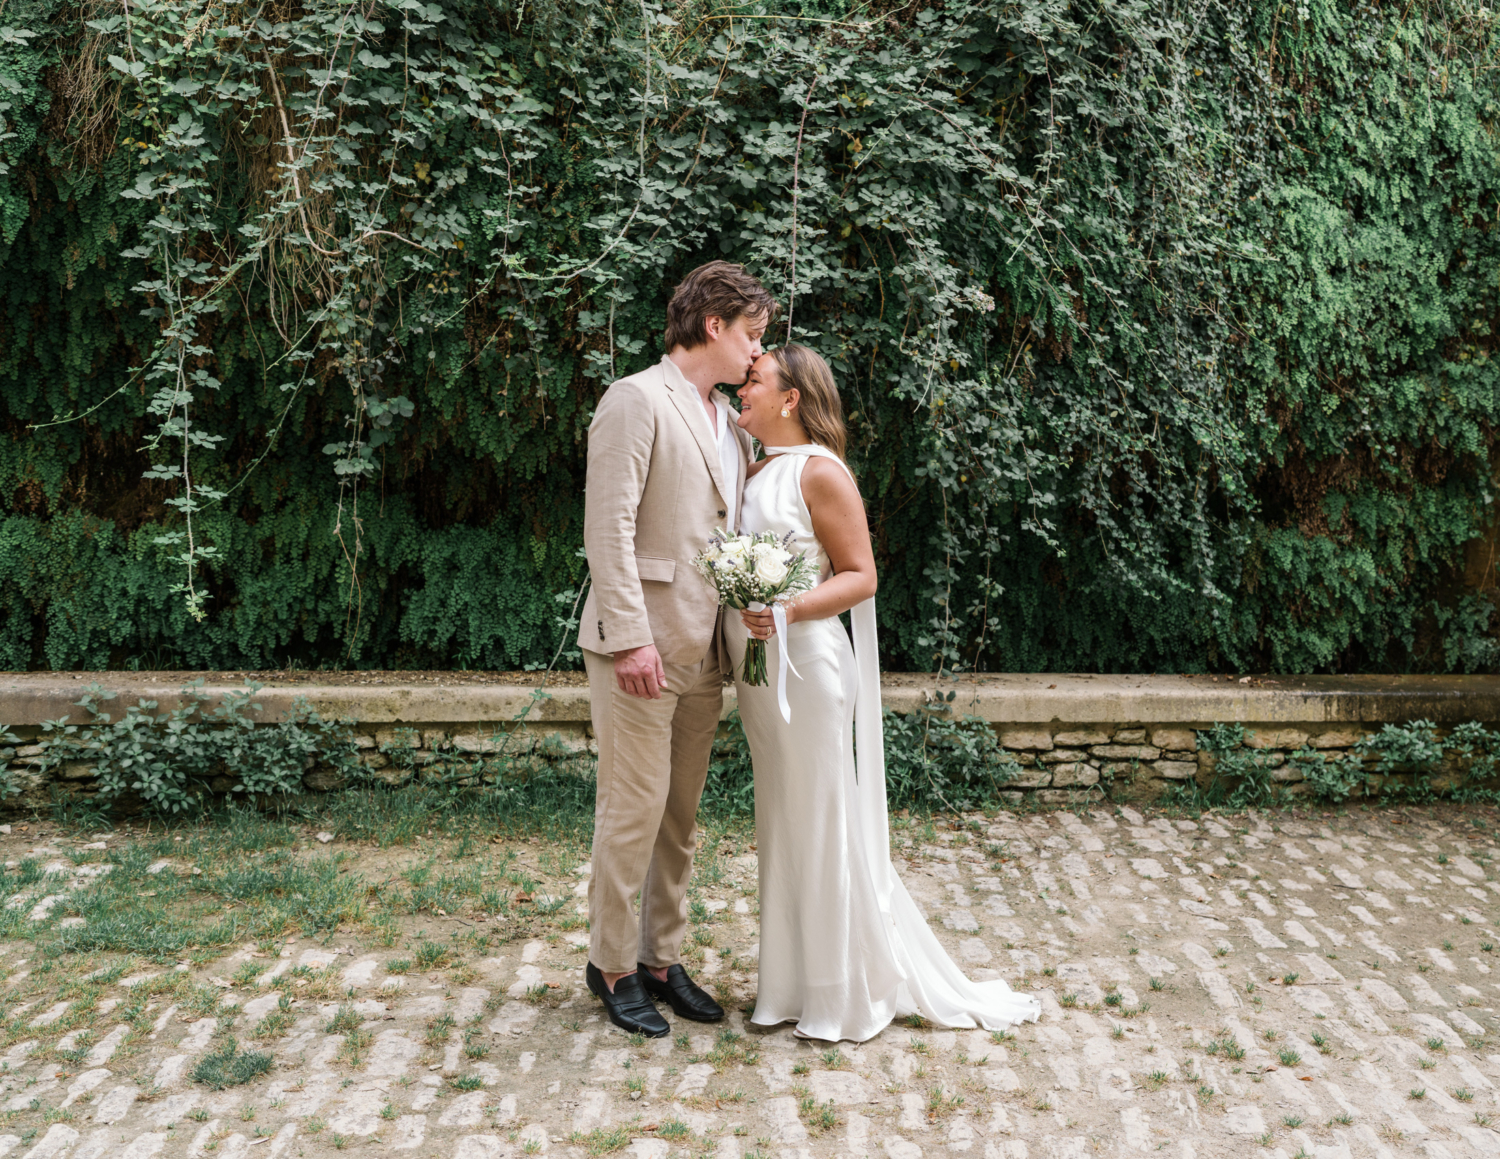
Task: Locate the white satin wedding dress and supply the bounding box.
[726,444,1041,1043]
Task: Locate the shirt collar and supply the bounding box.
[663,353,735,432]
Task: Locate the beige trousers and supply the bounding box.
[584,646,724,974]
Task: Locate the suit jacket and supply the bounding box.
[578,354,754,670]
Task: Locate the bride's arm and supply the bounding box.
[740,458,876,638]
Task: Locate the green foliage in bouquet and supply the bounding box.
[0,0,1496,674]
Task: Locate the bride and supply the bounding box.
[726,343,1041,1044]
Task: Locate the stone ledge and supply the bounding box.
[2,672,1498,727]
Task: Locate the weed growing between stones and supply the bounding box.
[191,1039,272,1089]
[794,1089,840,1134]
[567,1128,632,1156]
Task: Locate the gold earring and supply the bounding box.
[780,407,790,418]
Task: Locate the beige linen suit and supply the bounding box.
[579,354,753,973]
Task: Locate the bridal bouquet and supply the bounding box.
[693,530,816,685]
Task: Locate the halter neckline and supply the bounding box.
[762,443,852,481]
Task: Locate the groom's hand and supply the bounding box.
[613,644,668,700]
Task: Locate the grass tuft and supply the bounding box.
[567,1128,631,1157]
[191,1039,273,1089]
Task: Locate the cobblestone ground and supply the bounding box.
[0,804,1498,1159]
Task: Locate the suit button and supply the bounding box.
[717,510,726,518]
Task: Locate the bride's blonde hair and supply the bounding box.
[768,343,847,461]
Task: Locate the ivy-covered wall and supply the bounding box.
[0,0,1496,674]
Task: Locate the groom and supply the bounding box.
[578,262,776,1036]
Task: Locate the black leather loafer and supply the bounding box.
[586,963,670,1038]
[638,962,725,1022]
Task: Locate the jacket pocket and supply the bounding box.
[635,555,676,583]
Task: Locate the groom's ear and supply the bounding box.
[701,314,724,342]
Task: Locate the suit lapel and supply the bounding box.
[661,357,729,507]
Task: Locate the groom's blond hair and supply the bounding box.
[768,344,848,462]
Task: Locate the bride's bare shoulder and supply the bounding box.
[799,456,861,506]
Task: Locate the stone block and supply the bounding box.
[352,735,376,750]
[1269,763,1305,783]
[1163,750,1195,761]
[6,767,45,796]
[534,726,591,757]
[1151,761,1198,780]
[1039,749,1087,765]
[1008,765,1052,788]
[304,767,347,792]
[1149,727,1197,751]
[1035,789,1087,805]
[1243,728,1308,750]
[452,732,509,754]
[1050,763,1100,788]
[422,729,451,750]
[1089,744,1161,761]
[60,761,95,781]
[1053,728,1111,746]
[374,726,421,750]
[1309,730,1363,749]
[1114,729,1147,743]
[1113,771,1177,801]
[15,745,43,759]
[368,767,413,787]
[361,753,391,770]
[998,728,1053,751]
[1099,763,1137,780]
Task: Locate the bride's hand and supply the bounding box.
[740,606,780,639]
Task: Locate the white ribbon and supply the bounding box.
[749,600,801,724]
[771,602,800,723]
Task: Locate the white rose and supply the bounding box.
[719,537,749,562]
[754,554,789,586]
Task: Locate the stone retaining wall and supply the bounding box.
[1,672,1498,805]
[993,721,1419,804]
